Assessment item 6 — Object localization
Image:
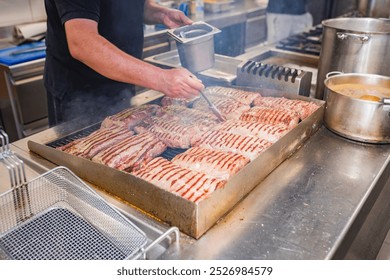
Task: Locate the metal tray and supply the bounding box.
[27,88,324,239]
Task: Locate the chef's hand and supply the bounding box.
[162,8,193,28]
[160,68,204,99]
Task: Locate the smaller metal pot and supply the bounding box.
[324,72,390,143]
[168,22,220,72]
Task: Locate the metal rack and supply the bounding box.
[0,129,179,260]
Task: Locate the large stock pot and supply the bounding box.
[316,18,390,100]
[324,72,390,144]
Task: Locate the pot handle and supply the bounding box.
[326,71,343,79]
[337,32,370,42]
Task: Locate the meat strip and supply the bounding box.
[172,146,249,180]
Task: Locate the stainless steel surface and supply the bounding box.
[323,73,390,143]
[358,0,390,18]
[168,22,221,72]
[27,90,324,239]
[236,60,313,96]
[199,89,226,121]
[240,49,319,94]
[6,107,390,259]
[316,18,390,99]
[144,49,243,85]
[0,166,148,260]
[0,58,48,141]
[0,129,27,189]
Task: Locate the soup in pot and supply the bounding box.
[330,83,390,102]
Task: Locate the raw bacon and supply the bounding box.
[91,132,166,171]
[132,157,226,203]
[172,147,249,180]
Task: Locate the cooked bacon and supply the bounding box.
[160,96,197,107]
[191,130,272,161]
[58,126,134,159]
[205,86,260,105]
[100,104,162,129]
[192,95,250,120]
[253,96,319,120]
[172,147,249,180]
[134,118,203,149]
[91,132,166,172]
[239,106,300,130]
[159,106,220,131]
[132,157,226,203]
[215,119,289,143]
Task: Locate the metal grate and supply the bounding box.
[46,123,101,148]
[0,167,148,260]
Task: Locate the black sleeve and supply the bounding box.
[53,0,101,24]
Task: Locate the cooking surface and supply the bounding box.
[7,111,390,259]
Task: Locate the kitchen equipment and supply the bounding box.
[0,42,46,66]
[27,88,324,239]
[358,0,390,18]
[236,60,313,96]
[199,89,226,121]
[0,165,149,259]
[167,22,221,72]
[0,127,150,260]
[316,17,390,100]
[323,72,390,143]
[204,0,233,13]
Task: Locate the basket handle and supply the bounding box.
[132,227,180,260]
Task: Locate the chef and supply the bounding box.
[266,0,313,43]
[44,0,204,126]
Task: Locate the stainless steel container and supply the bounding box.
[358,0,390,18]
[167,22,220,72]
[316,18,390,100]
[324,72,390,143]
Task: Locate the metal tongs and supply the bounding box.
[199,89,226,122]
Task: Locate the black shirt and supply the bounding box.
[44,0,145,99]
[266,0,307,15]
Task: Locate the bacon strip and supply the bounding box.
[215,119,289,143]
[132,157,226,203]
[191,130,272,161]
[134,118,203,149]
[91,132,166,171]
[253,96,319,120]
[239,106,299,130]
[205,86,260,105]
[172,147,249,180]
[58,126,134,159]
[192,95,250,120]
[101,104,162,129]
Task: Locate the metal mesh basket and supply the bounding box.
[0,166,148,260]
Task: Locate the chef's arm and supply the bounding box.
[64,18,202,98]
[143,0,192,28]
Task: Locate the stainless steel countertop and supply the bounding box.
[3,121,389,259]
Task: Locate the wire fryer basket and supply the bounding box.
[0,166,148,260]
